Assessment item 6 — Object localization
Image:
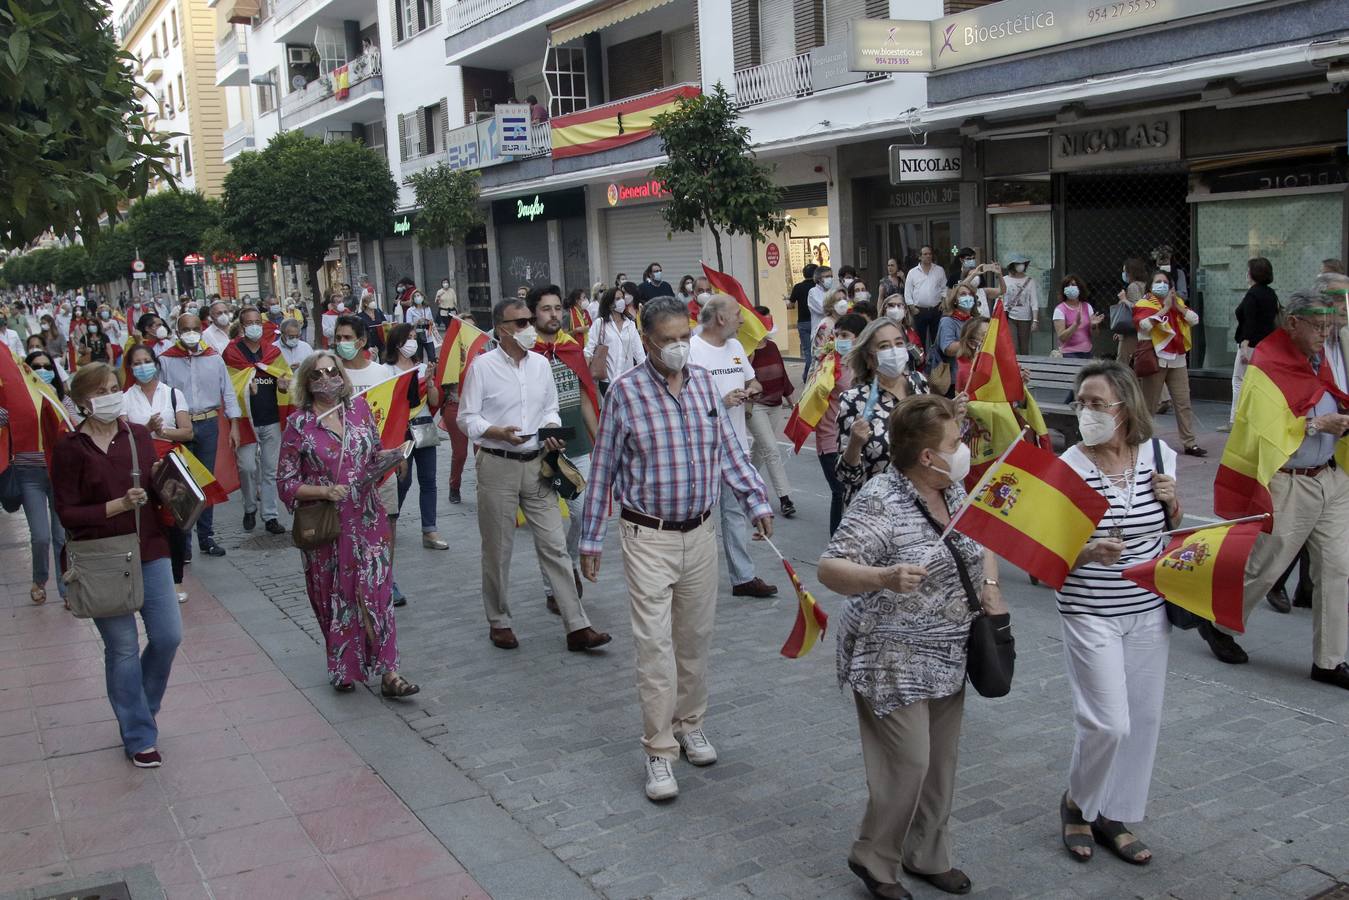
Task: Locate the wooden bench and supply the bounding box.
[1018,355,1092,450]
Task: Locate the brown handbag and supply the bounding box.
[588,321,610,382]
[292,413,346,552]
[1131,341,1160,378]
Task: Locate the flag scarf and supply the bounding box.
[0,349,72,460]
[532,333,599,421]
[701,263,772,351]
[784,352,839,452]
[1214,327,1349,525]
[1123,522,1262,633]
[961,300,1050,488]
[434,315,491,388]
[953,439,1109,589]
[1133,294,1193,357]
[157,342,240,497]
[359,368,422,450]
[222,339,294,446]
[779,556,829,658]
[152,439,231,506]
[567,307,592,347]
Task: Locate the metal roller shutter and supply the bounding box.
[604,206,704,286]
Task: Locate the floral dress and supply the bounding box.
[277,398,398,685]
[834,369,929,505]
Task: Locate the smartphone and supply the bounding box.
[538,426,576,443]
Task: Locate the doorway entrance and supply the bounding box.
[877,215,960,276]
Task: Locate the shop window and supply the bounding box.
[607,34,663,101]
[545,47,587,117]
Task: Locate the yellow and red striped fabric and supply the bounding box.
[550,85,700,159]
[360,369,422,450]
[779,557,828,659]
[701,263,771,351]
[1123,522,1263,633]
[1133,294,1193,356]
[784,352,839,452]
[434,316,490,388]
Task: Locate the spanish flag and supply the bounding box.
[962,301,1050,488]
[434,315,490,388]
[1214,326,1349,527]
[358,368,422,450]
[784,352,839,452]
[1122,521,1263,633]
[701,263,771,351]
[963,300,1024,402]
[779,556,829,659]
[550,84,700,159]
[953,439,1109,589]
[568,307,592,348]
[164,442,231,506]
[222,338,294,446]
[0,349,73,465]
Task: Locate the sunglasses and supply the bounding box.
[501,317,533,328]
[30,364,53,372]
[311,366,341,379]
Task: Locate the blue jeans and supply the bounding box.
[396,442,439,532]
[719,484,755,586]
[17,465,65,597]
[92,557,182,756]
[190,416,219,544]
[818,451,844,536]
[798,321,814,380]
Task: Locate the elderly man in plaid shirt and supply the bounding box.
[581,295,773,803]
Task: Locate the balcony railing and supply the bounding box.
[450,0,524,33]
[521,120,551,159]
[142,55,165,82]
[215,28,249,83]
[732,53,812,108]
[222,120,256,161]
[279,50,382,120]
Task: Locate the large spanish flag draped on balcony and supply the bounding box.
[1214,325,1349,528]
[550,85,700,159]
[1123,521,1263,633]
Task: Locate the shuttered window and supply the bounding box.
[824,0,865,43]
[793,0,822,54]
[607,33,663,101]
[732,0,760,71]
[760,0,793,64]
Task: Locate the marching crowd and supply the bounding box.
[3,248,1349,900]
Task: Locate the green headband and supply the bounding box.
[1294,307,1339,316]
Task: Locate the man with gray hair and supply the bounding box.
[1201,284,1349,690]
[581,294,773,801]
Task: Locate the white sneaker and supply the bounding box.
[177,592,189,604]
[676,728,718,766]
[644,755,678,801]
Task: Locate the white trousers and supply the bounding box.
[1061,607,1169,824]
[746,404,791,499]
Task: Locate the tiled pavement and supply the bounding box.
[5,393,1349,899]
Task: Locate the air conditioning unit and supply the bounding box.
[286,46,312,65]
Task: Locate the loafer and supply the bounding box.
[644,755,678,801]
[264,518,285,535]
[490,627,519,649]
[1310,662,1349,689]
[848,858,912,900]
[1198,620,1248,664]
[566,627,612,652]
[131,748,163,768]
[422,534,449,550]
[780,497,797,518]
[902,865,972,895]
[732,577,778,598]
[242,511,256,531]
[1266,587,1292,614]
[448,487,462,504]
[1183,445,1208,457]
[200,540,226,557]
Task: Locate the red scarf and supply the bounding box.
[158,341,219,359]
[222,336,282,370]
[1251,326,1349,416]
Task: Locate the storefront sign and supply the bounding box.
[496,103,532,155]
[887,185,961,209]
[516,196,545,221]
[890,147,963,184]
[812,36,872,89]
[183,253,204,265]
[765,243,781,267]
[605,178,671,207]
[1050,114,1180,172]
[446,117,506,172]
[392,216,412,235]
[848,19,932,73]
[851,1,1267,73]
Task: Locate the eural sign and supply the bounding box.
[1049,113,1180,172]
[496,103,532,155]
[889,147,963,184]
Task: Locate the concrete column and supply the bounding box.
[546,219,563,286]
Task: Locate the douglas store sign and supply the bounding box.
[606,178,672,207]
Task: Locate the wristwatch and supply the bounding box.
[983,578,999,587]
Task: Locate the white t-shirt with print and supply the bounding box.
[689,335,755,452]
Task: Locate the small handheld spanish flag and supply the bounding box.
[763,537,829,658]
[1122,519,1265,633]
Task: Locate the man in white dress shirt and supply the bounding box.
[277,318,314,370]
[905,245,948,353]
[458,298,611,654]
[202,300,233,354]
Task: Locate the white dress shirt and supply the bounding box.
[904,264,947,309]
[457,346,560,453]
[202,324,231,354]
[279,338,315,370]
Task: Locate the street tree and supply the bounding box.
[650,82,785,271]
[0,0,175,249]
[220,131,397,324]
[407,165,484,251]
[88,222,138,289]
[126,190,217,274]
[52,244,91,291]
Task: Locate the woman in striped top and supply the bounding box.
[1055,360,1178,868]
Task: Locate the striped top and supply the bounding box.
[1055,440,1176,618]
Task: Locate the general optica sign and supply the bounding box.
[605,178,672,207]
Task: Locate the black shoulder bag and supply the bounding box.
[1153,437,1200,629]
[914,501,1016,698]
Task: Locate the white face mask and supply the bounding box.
[696,293,713,307]
[154,325,168,340]
[214,313,230,328]
[281,336,298,348]
[875,346,908,378]
[613,298,627,313]
[854,292,871,304]
[833,300,849,317]
[1151,282,1170,297]
[885,306,905,323]
[89,392,124,423]
[512,325,538,349]
[842,277,854,287]
[929,443,971,484]
[659,339,690,371]
[180,331,202,350]
[399,338,418,358]
[1078,408,1119,446]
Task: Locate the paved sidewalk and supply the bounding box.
[0,525,488,900]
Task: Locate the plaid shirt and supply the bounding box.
[580,360,771,556]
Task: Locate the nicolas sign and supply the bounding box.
[889,147,963,184]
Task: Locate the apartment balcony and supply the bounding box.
[449,0,526,34]
[216,28,250,87]
[222,120,256,162]
[141,55,164,82]
[731,52,888,109]
[278,51,384,133]
[272,0,372,46]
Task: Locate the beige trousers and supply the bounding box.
[475,450,590,633]
[746,404,791,499]
[620,515,718,760]
[1227,466,1349,668]
[1139,366,1198,448]
[851,689,965,882]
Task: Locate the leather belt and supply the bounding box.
[189,409,218,422]
[620,507,713,533]
[483,447,540,462]
[1279,459,1336,477]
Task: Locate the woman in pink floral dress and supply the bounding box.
[277,351,419,698]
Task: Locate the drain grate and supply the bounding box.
[1308,886,1349,900]
[34,882,131,900]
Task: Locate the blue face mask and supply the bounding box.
[132,362,158,384]
[35,368,56,385]
[834,338,854,354]
[957,295,975,311]
[651,271,663,283]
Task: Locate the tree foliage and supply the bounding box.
[408,165,484,249]
[4,246,59,287]
[51,244,91,290]
[651,82,786,270]
[126,190,217,273]
[88,221,138,285]
[0,0,176,249]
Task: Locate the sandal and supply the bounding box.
[333,682,355,693]
[1091,815,1151,865]
[1060,792,1093,862]
[380,674,420,699]
[30,585,46,605]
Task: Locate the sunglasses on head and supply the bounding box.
[311,366,341,379]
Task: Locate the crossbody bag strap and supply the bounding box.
[1152,436,1172,531]
[124,421,141,541]
[912,499,982,615]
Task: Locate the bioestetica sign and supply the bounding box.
[851,0,1269,73]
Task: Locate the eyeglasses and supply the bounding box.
[311,366,340,379]
[1295,317,1336,334]
[501,317,533,328]
[1069,400,1125,414]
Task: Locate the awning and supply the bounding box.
[1188,143,1342,172]
[226,0,260,25]
[549,0,676,46]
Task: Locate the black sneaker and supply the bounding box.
[200,540,226,558]
[780,497,797,519]
[264,519,285,535]
[1197,621,1247,664]
[1310,662,1349,690]
[242,511,256,531]
[449,487,462,504]
[392,584,407,608]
